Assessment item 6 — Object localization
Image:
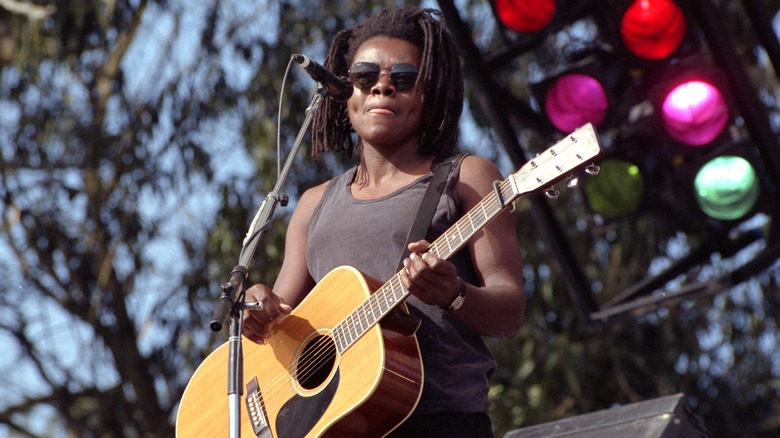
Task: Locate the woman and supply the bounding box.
[243,6,525,437]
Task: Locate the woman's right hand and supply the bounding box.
[242,283,293,344]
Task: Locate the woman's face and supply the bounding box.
[347,37,423,150]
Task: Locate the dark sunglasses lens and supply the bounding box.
[389,64,418,90]
[392,78,417,92]
[349,63,380,89]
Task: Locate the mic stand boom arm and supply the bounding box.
[209,90,326,438]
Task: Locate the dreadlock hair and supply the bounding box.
[310,6,464,159]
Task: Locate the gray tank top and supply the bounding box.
[306,155,496,414]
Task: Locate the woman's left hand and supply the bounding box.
[400,240,462,309]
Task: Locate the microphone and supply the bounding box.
[292,54,353,102]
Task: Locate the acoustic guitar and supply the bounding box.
[176,123,602,437]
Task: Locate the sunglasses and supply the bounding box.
[348,62,419,92]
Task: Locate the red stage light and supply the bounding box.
[494,0,556,33]
[621,0,687,60]
[545,73,609,133]
[661,80,728,146]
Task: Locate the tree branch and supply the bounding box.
[0,0,55,21]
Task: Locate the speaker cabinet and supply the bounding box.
[504,393,709,437]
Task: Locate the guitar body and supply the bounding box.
[176,266,423,438]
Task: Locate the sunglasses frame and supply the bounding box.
[348,62,420,92]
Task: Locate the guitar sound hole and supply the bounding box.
[297,334,337,390]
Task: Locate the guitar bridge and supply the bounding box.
[245,377,272,437]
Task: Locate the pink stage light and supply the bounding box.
[661,80,728,146]
[545,73,609,133]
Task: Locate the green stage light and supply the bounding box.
[693,155,759,221]
[584,158,645,221]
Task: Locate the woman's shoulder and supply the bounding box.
[449,154,504,209]
[458,154,503,183]
[299,179,333,211]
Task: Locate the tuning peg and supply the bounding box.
[566,175,579,188]
[585,164,600,176]
[544,187,560,199]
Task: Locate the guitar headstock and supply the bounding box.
[511,123,603,197]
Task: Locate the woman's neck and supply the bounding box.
[352,141,434,196]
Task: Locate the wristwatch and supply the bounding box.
[444,278,467,311]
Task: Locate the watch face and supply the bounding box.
[450,295,465,310]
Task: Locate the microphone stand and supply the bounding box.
[209,88,326,438]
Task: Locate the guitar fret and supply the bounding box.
[464,216,475,236]
[370,304,378,329]
[333,326,345,353]
[390,282,399,305]
[455,220,465,243]
[477,210,487,228]
[392,283,405,302]
[355,304,365,334]
[339,319,348,347]
[351,314,360,341]
[444,231,454,253]
[467,207,475,232]
[366,303,375,327]
[379,288,390,313]
[340,327,348,353]
[346,319,356,348]
[346,314,356,345]
[355,305,365,333]
[371,295,383,320]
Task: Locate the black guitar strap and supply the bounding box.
[395,154,460,272]
[383,154,461,336]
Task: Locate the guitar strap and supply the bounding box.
[395,154,460,272]
[382,154,461,337]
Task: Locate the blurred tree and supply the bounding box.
[0,0,382,436]
[1,0,779,437]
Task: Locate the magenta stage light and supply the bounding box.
[661,80,728,146]
[545,73,609,133]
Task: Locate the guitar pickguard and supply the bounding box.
[275,369,340,438]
